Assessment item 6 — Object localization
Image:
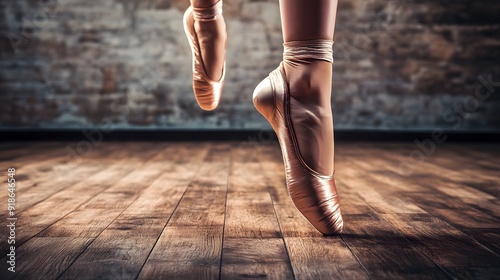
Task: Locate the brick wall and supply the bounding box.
[1,0,499,130]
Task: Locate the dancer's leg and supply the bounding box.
[279,0,339,176]
[280,0,338,42]
[253,0,343,234]
[189,0,226,81]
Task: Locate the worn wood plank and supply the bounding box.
[342,213,451,279]
[382,213,500,267]
[37,144,180,238]
[402,191,500,257]
[2,143,86,177]
[221,143,293,278]
[0,142,63,164]
[368,144,498,197]
[138,144,227,279]
[338,169,426,214]
[222,238,294,279]
[404,191,499,227]
[224,191,282,238]
[444,267,500,280]
[460,198,500,219]
[0,237,93,280]
[0,142,58,161]
[0,143,160,255]
[229,162,270,193]
[0,143,125,217]
[336,190,375,215]
[58,174,194,279]
[284,237,369,280]
[0,144,166,279]
[0,142,125,203]
[139,226,223,280]
[58,143,209,279]
[168,189,227,227]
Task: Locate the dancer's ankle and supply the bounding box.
[283,60,333,111]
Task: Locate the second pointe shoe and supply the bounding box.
[253,39,344,235]
[183,0,226,111]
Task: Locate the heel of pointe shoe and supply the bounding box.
[253,67,287,125]
[252,77,274,121]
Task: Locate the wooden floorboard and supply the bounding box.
[0,141,498,279]
[0,143,124,217]
[220,144,294,279]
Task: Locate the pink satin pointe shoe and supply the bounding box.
[253,39,344,235]
[183,0,226,111]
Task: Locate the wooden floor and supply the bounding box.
[0,141,499,279]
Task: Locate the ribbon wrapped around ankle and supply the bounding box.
[192,0,223,21]
[283,39,334,65]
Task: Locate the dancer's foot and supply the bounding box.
[283,58,334,176]
[253,39,343,235]
[193,10,226,81]
[183,0,226,111]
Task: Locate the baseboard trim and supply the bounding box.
[0,129,499,142]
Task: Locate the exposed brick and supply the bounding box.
[0,0,499,130]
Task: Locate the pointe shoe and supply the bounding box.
[253,39,343,235]
[183,0,226,111]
